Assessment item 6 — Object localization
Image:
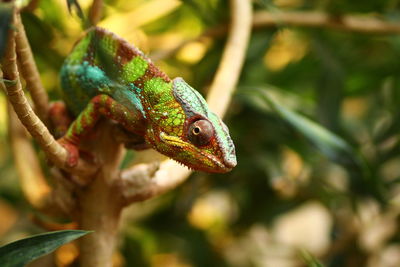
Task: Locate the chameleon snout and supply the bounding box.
[223,156,237,169]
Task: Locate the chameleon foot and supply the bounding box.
[49,101,73,138]
[57,138,79,167]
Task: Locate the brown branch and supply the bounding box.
[75,121,126,267]
[252,11,400,34]
[120,160,187,203]
[120,0,253,204]
[153,11,400,62]
[5,87,74,216]
[89,0,103,25]
[1,16,96,178]
[206,0,252,117]
[15,12,49,121]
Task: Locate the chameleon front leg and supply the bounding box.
[59,94,145,166]
[49,101,73,138]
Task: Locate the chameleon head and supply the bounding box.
[145,78,237,173]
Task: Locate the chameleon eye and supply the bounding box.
[188,119,214,146]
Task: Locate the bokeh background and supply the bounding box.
[2,0,400,266]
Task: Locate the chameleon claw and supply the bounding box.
[57,138,80,167]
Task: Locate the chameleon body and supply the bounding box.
[59,27,236,173]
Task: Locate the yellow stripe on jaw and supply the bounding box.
[159,132,186,148]
[159,132,227,171]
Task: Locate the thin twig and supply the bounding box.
[120,0,253,203]
[15,12,49,121]
[2,69,53,211]
[89,0,103,25]
[120,160,190,203]
[206,0,252,117]
[253,11,400,34]
[2,16,96,177]
[153,11,400,62]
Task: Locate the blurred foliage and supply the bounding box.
[2,0,400,266]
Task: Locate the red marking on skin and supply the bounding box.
[58,138,79,167]
[49,102,73,137]
[105,96,113,109]
[93,27,107,38]
[148,63,171,82]
[81,112,88,128]
[116,41,138,64]
[71,121,78,134]
[67,130,81,145]
[92,29,108,56]
[49,102,66,115]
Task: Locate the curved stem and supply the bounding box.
[15,12,49,121]
[89,0,103,25]
[206,0,252,117]
[2,15,96,177]
[154,10,400,62]
[2,68,51,210]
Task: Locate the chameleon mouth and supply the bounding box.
[159,132,232,172]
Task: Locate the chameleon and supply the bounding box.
[57,27,236,173]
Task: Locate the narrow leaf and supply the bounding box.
[0,3,14,59]
[0,230,91,267]
[241,87,387,201]
[241,88,357,165]
[66,0,85,21]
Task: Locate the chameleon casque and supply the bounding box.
[58,27,236,173]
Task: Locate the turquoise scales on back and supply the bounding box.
[59,27,236,173]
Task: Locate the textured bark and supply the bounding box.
[15,13,49,121]
[76,122,125,267]
[2,30,96,177]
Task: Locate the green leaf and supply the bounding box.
[240,87,358,166]
[0,230,91,267]
[0,3,14,59]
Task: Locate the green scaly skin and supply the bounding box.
[59,27,236,173]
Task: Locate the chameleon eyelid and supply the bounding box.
[187,119,214,147]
